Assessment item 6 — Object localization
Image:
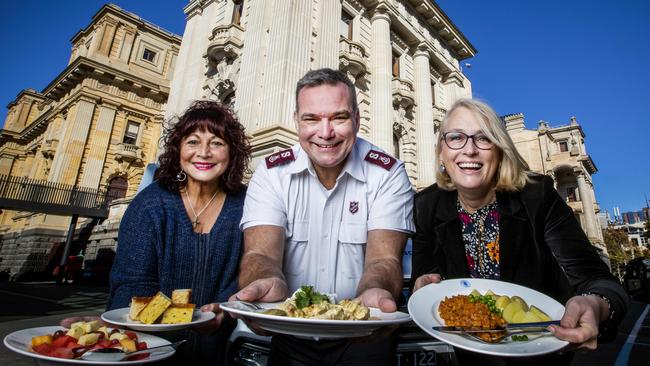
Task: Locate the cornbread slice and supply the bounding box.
[129,296,152,321]
[138,292,172,324]
[161,304,196,324]
[171,289,192,305]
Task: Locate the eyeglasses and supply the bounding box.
[441,132,494,150]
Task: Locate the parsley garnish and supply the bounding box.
[294,286,330,309]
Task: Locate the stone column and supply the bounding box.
[234,0,269,131]
[49,98,96,184]
[316,0,341,69]
[413,44,435,188]
[575,168,599,241]
[369,7,393,154]
[258,0,311,129]
[79,103,117,188]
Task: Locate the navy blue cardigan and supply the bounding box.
[107,182,244,363]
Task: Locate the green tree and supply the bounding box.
[602,228,632,277]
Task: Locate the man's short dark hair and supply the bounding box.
[295,68,358,115]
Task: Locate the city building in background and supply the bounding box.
[503,113,606,253]
[166,0,475,189]
[0,4,180,279]
[0,1,610,279]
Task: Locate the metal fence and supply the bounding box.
[0,174,120,218]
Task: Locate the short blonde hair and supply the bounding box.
[435,98,530,192]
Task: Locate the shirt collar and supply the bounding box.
[287,139,366,183]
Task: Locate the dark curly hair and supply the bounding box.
[155,100,251,194]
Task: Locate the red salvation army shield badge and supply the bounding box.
[349,201,359,214]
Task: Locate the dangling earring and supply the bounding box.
[438,164,446,173]
[175,170,187,182]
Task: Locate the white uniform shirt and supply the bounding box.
[241,138,414,299]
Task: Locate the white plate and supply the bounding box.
[408,278,569,357]
[3,326,174,365]
[220,301,411,339]
[101,308,215,332]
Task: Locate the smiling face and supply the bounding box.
[295,82,359,182]
[179,127,230,187]
[440,106,500,197]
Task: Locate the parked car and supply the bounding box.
[226,240,458,366]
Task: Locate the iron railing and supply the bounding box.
[0,174,120,218]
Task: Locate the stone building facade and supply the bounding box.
[504,113,606,251]
[0,4,181,279]
[166,0,475,189]
[0,1,607,279]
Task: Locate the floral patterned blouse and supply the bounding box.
[458,199,501,279]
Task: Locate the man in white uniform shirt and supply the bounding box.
[235,68,414,365]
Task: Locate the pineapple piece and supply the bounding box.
[81,320,100,333]
[31,335,53,347]
[97,326,109,339]
[70,321,86,329]
[66,326,85,340]
[77,333,100,346]
[109,332,129,341]
[119,338,137,352]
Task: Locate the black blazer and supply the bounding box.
[410,174,628,339]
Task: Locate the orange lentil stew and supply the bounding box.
[438,294,507,342]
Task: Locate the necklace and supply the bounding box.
[184,189,220,228]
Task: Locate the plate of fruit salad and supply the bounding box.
[3,321,174,364]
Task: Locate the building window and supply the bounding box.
[567,187,577,202]
[232,0,244,25]
[559,140,568,152]
[392,52,400,78]
[142,48,156,62]
[341,11,353,39]
[123,121,140,145]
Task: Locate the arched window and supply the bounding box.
[107,177,128,203]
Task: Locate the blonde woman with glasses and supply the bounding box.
[410,98,628,365]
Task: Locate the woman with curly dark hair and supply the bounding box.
[62,101,251,365]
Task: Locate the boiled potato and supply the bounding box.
[470,289,482,297]
[262,309,288,316]
[529,305,552,321]
[495,295,511,311]
[485,289,499,301]
[521,311,543,323]
[511,309,527,323]
[502,302,524,323]
[510,296,529,311]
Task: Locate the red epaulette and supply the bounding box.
[364,149,396,170]
[265,148,296,169]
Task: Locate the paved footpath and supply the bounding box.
[0,281,108,366]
